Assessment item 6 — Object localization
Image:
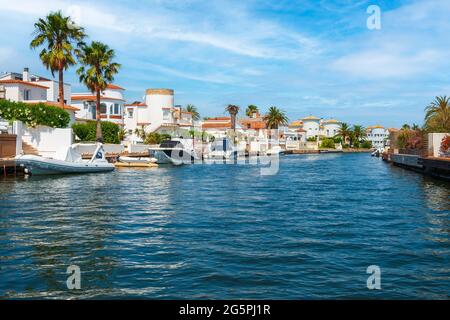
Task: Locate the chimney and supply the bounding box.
[23,67,30,82]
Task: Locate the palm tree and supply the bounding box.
[77,41,121,142]
[246,105,259,117]
[424,96,450,132]
[411,123,420,131]
[402,124,411,130]
[225,104,240,142]
[186,104,200,121]
[264,106,288,129]
[30,11,85,108]
[352,125,366,142]
[337,122,351,145]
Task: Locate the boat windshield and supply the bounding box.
[160,140,183,149]
[211,139,234,151]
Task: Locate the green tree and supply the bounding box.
[263,106,288,129]
[77,41,121,142]
[225,104,240,142]
[30,11,86,108]
[352,125,366,144]
[186,104,200,121]
[337,122,351,145]
[246,105,259,117]
[424,96,450,132]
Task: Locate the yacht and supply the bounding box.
[206,138,238,159]
[148,139,200,165]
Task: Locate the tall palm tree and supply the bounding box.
[264,106,288,129]
[225,104,240,142]
[246,105,259,117]
[401,124,411,130]
[424,96,450,132]
[30,11,85,108]
[337,122,351,145]
[186,104,200,121]
[411,123,420,131]
[352,125,366,142]
[77,41,121,142]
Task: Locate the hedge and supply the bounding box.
[0,99,70,128]
[320,138,335,149]
[72,121,120,144]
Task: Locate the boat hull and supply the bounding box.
[16,156,115,175]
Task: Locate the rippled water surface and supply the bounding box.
[0,153,449,299]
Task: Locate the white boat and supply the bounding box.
[117,156,157,164]
[206,138,238,159]
[15,143,115,175]
[148,139,200,165]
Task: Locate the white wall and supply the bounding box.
[322,123,340,137]
[22,126,73,158]
[428,133,449,157]
[303,120,320,138]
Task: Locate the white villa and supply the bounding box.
[288,116,341,139]
[71,84,126,126]
[366,125,389,149]
[0,67,79,123]
[124,88,194,143]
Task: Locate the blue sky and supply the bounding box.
[1,0,449,127]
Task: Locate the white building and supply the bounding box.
[71,84,125,126]
[123,88,194,143]
[290,116,341,139]
[321,119,341,138]
[201,117,233,139]
[0,68,78,123]
[366,125,389,149]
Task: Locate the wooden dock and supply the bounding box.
[0,159,26,177]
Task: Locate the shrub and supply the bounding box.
[320,138,335,149]
[0,99,70,128]
[307,136,317,142]
[72,121,120,144]
[144,132,171,145]
[440,135,450,153]
[333,136,342,144]
[360,140,372,149]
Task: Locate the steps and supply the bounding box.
[22,141,39,155]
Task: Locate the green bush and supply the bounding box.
[72,121,120,144]
[360,140,372,149]
[0,99,70,128]
[144,132,171,145]
[306,136,317,142]
[320,138,335,149]
[333,136,342,144]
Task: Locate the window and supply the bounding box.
[163,110,170,120]
[114,104,120,115]
[24,89,31,101]
[128,109,134,118]
[100,103,107,114]
[110,105,113,114]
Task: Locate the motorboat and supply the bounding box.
[15,143,115,175]
[371,147,384,157]
[206,138,237,159]
[148,139,200,165]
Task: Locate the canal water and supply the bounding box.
[0,153,449,299]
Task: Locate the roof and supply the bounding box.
[207,117,231,121]
[202,122,231,129]
[296,128,307,132]
[0,79,49,89]
[289,120,303,127]
[71,95,125,102]
[23,101,79,112]
[302,115,321,121]
[322,119,340,124]
[106,84,125,90]
[145,88,174,96]
[367,125,385,130]
[125,102,147,107]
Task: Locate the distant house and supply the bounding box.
[288,116,341,139]
[71,84,126,126]
[366,125,390,148]
[0,67,78,123]
[123,88,194,143]
[201,117,233,139]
